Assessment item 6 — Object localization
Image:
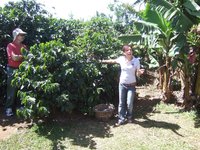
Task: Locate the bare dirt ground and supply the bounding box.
[0,108,32,140]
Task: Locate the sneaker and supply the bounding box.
[6,108,14,117]
[114,121,124,127]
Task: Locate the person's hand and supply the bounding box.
[137,69,145,76]
[12,54,23,61]
[98,60,103,63]
[139,69,145,74]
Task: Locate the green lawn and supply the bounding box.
[0,100,200,150]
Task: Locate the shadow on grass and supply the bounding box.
[134,96,182,136]
[134,96,161,118]
[194,108,200,128]
[133,117,182,136]
[33,114,116,150]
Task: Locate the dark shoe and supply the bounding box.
[127,119,133,123]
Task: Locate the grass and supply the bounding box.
[0,100,200,150]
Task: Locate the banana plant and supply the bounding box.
[120,2,177,102]
[119,0,200,105]
[150,0,200,107]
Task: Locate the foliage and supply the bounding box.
[119,2,175,69]
[12,41,73,118]
[0,0,125,118]
[10,16,122,119]
[187,24,200,47]
[119,0,200,68]
[48,18,84,46]
[0,0,83,105]
[186,24,200,96]
[117,0,200,104]
[0,0,52,105]
[146,0,200,54]
[69,17,122,114]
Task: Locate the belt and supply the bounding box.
[122,82,136,87]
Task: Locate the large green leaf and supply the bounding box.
[150,0,193,32]
[134,19,161,33]
[183,0,200,18]
[118,34,143,44]
[148,54,159,68]
[143,3,171,33]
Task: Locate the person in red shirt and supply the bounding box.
[5,28,27,117]
[188,47,196,64]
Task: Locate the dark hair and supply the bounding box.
[122,45,132,52]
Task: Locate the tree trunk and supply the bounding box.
[194,35,200,96]
[162,57,172,103]
[195,62,200,95]
[182,74,191,109]
[179,62,192,109]
[158,67,164,89]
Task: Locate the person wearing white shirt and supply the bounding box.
[101,45,144,126]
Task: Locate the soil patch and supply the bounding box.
[0,108,32,140]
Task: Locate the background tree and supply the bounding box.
[0,0,83,106]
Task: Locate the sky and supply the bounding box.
[0,0,145,20]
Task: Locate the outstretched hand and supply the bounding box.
[139,69,145,74]
[137,69,145,76]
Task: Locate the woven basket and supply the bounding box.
[93,104,115,121]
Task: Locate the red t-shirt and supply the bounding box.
[7,41,26,68]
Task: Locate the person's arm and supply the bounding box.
[100,59,118,64]
[11,51,23,61]
[135,58,145,76]
[7,44,23,61]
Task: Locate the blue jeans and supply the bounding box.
[118,83,136,123]
[5,66,18,109]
